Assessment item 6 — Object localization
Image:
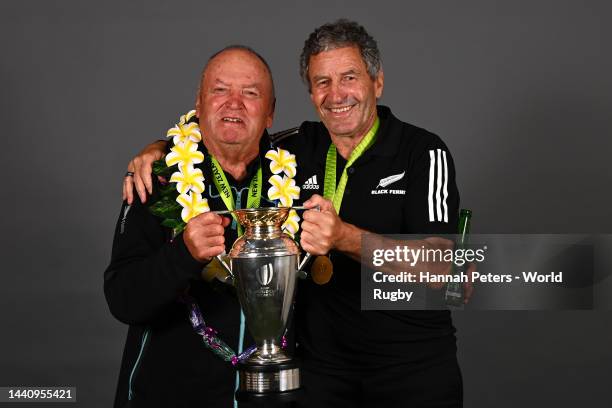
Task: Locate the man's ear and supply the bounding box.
[375,68,384,99]
[266,98,276,129]
[195,93,201,118]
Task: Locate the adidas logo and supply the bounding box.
[302,175,320,190]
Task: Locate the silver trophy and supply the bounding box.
[215,207,308,401]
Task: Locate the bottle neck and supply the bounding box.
[457,210,472,245]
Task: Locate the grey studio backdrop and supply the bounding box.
[1,1,611,407]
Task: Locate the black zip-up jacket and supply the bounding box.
[105,135,275,408]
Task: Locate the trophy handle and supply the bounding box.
[215,255,235,284]
[297,253,312,279]
[292,205,319,279]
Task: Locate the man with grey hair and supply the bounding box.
[124,19,467,407]
[291,19,464,408]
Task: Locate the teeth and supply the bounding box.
[223,117,242,123]
[330,106,352,113]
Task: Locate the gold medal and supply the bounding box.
[311,255,333,285]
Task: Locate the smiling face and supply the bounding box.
[307,46,383,141]
[196,49,274,152]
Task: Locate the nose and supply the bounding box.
[225,89,244,109]
[329,81,347,104]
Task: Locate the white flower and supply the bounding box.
[176,192,210,222]
[179,110,197,125]
[169,164,205,194]
[281,209,300,237]
[167,122,202,145]
[265,148,297,178]
[267,175,300,207]
[166,140,204,168]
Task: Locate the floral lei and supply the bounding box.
[149,109,301,237]
[147,110,300,364]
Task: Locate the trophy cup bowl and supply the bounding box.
[218,207,301,402]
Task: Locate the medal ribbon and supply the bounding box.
[210,156,262,235]
[323,117,380,214]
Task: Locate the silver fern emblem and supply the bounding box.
[376,171,405,188]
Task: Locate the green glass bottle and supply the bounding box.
[444,209,472,307]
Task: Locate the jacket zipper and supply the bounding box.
[128,329,151,401]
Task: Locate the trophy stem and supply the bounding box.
[248,339,290,364]
[259,339,281,358]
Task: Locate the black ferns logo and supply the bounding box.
[256,263,274,286]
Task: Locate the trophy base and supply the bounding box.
[235,389,301,404]
[236,361,300,402]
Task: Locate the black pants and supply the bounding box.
[296,353,463,408]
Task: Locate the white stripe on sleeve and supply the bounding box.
[442,150,449,223]
[428,150,436,222]
[435,149,443,222]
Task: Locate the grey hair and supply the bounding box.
[199,44,276,105]
[299,19,382,89]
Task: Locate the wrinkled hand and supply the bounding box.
[123,140,167,204]
[300,194,346,255]
[183,212,230,263]
[421,236,455,290]
[422,236,475,303]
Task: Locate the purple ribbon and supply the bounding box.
[182,294,289,365]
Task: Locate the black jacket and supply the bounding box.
[105,136,275,408]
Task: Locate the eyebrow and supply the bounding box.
[213,79,262,89]
[340,69,360,76]
[312,69,361,82]
[311,74,330,82]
